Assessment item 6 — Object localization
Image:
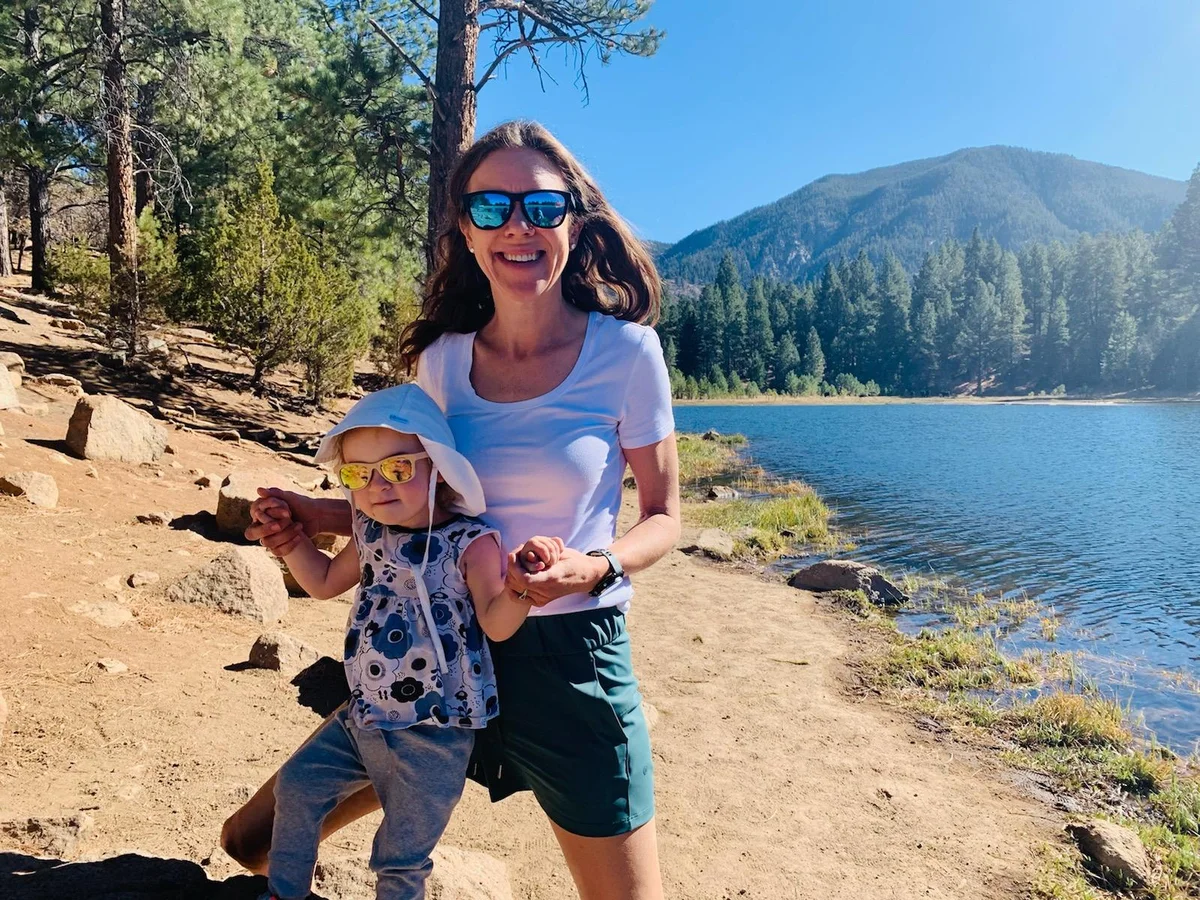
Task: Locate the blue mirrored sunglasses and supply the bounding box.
[462,190,572,230]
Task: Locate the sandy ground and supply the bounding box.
[0,285,1064,898]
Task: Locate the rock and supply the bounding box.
[50,317,85,331]
[701,429,721,441]
[0,814,94,858]
[69,598,134,628]
[681,528,735,561]
[0,366,17,410]
[194,474,212,487]
[37,373,84,394]
[143,337,169,357]
[787,560,909,607]
[97,349,127,368]
[135,511,173,526]
[216,470,283,537]
[166,546,288,623]
[0,689,7,746]
[249,632,320,675]
[212,430,241,443]
[706,485,740,501]
[127,571,160,587]
[0,351,24,388]
[66,394,169,463]
[1067,820,1152,888]
[642,700,660,732]
[0,471,59,507]
[96,658,128,674]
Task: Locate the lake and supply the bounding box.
[673,401,1200,751]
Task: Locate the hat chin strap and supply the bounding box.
[413,464,451,678]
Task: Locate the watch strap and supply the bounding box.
[586,548,624,597]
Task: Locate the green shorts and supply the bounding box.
[466,607,656,838]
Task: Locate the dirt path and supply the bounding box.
[0,295,1061,898]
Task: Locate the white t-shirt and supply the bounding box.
[417,310,675,616]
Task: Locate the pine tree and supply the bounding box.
[802,327,826,382]
[746,277,775,388]
[994,250,1028,378]
[716,252,748,377]
[876,250,912,390]
[695,283,726,377]
[956,278,1001,395]
[773,332,800,391]
[1019,244,1053,382]
[1101,310,1138,389]
[847,249,879,378]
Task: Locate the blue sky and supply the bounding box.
[475,0,1200,244]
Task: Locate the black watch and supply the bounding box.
[586,549,624,597]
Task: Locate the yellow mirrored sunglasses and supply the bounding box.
[337,452,429,491]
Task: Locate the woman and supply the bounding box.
[227,120,679,899]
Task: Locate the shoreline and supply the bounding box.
[675,431,1200,898]
[675,393,1200,406]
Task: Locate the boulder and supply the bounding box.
[0,471,59,507]
[681,528,735,561]
[0,351,24,387]
[1067,820,1152,888]
[787,560,909,607]
[706,485,740,501]
[166,546,288,623]
[249,632,320,675]
[37,373,84,394]
[701,429,721,441]
[217,470,288,537]
[66,395,168,463]
[0,366,17,410]
[0,814,94,858]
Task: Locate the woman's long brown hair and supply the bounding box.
[400,120,661,373]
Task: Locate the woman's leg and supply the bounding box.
[550,818,664,900]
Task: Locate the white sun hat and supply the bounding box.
[313,383,484,517]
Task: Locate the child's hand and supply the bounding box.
[517,536,565,574]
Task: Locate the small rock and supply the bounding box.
[98,349,127,368]
[143,337,169,357]
[212,430,241,443]
[136,511,173,526]
[0,814,94,858]
[787,560,909,607]
[0,471,59,507]
[66,394,169,463]
[50,317,86,331]
[127,571,160,587]
[166,546,288,623]
[69,598,134,628]
[701,429,721,441]
[706,485,740,501]
[0,367,20,410]
[38,373,84,393]
[96,658,128,674]
[249,632,320,675]
[1067,820,1152,888]
[217,470,289,537]
[195,474,212,487]
[164,444,176,455]
[681,528,735,561]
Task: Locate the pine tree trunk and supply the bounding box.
[28,166,50,291]
[102,0,139,350]
[0,176,13,278]
[426,0,479,268]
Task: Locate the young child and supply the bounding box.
[260,384,558,900]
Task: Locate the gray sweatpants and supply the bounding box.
[267,707,475,900]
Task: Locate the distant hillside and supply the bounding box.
[657,146,1188,283]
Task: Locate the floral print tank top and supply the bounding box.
[344,511,499,731]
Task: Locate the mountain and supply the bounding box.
[657,146,1188,283]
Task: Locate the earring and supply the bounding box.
[467,245,474,253]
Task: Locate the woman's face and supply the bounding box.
[460,147,582,305]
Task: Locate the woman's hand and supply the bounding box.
[505,545,608,606]
[246,488,320,558]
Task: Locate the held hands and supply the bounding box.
[505,537,608,607]
[245,488,315,557]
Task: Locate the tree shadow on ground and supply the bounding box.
[0,850,276,899]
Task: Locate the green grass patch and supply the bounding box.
[676,432,744,483]
[1153,778,1200,836]
[1007,692,1131,750]
[880,627,1033,692]
[690,494,829,542]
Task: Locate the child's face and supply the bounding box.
[340,428,434,528]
